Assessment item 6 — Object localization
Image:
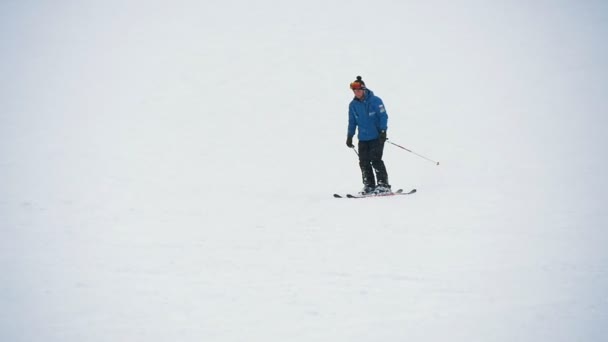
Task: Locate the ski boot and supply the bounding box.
[359,185,375,195]
[374,183,392,194]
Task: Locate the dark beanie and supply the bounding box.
[350,75,366,90]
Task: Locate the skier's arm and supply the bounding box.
[376,99,388,132]
[347,105,357,138]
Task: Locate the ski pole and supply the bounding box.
[386,139,440,166]
[350,146,359,156]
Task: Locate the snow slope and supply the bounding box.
[2,1,608,341]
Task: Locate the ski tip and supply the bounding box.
[333,194,343,198]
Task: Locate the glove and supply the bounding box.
[346,136,354,148]
[379,130,387,142]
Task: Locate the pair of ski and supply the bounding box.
[333,188,417,199]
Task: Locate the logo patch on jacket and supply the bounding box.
[379,104,386,113]
[369,112,376,116]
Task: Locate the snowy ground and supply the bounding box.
[2,1,608,341]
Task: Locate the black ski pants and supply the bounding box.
[358,138,389,187]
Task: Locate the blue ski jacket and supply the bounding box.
[347,89,388,142]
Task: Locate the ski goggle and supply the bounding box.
[350,82,365,90]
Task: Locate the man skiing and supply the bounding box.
[346,76,391,195]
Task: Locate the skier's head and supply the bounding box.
[350,76,366,99]
[350,75,366,90]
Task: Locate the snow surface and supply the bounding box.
[2,1,608,341]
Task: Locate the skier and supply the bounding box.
[346,76,391,195]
